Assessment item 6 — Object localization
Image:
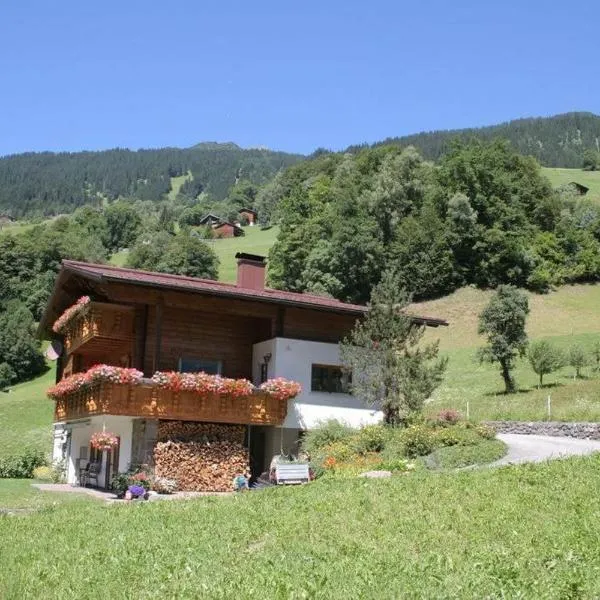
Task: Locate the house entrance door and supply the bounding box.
[248,425,267,482]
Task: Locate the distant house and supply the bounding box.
[569,182,589,196]
[198,213,223,227]
[212,220,244,238]
[0,214,15,225]
[238,208,257,226]
[197,213,244,238]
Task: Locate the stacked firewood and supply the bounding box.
[154,421,248,491]
[157,420,245,444]
[154,439,249,492]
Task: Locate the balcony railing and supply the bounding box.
[53,381,289,426]
[63,302,135,356]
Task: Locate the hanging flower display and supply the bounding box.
[151,371,254,398]
[47,365,144,399]
[52,296,91,333]
[151,371,300,401]
[90,431,119,451]
[259,378,302,401]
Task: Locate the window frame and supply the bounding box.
[177,357,223,375]
[310,363,352,394]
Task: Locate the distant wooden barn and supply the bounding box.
[569,182,589,196]
[238,208,257,226]
[0,214,15,225]
[213,221,244,238]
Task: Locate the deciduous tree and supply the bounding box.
[478,286,529,394]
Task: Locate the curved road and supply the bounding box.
[494,433,600,466]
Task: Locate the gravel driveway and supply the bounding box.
[494,433,600,466]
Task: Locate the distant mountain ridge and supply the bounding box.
[369,112,600,168]
[0,144,302,218]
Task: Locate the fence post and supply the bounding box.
[547,395,551,420]
[466,401,470,421]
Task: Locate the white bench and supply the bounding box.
[275,463,310,485]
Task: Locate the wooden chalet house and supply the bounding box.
[39,253,447,490]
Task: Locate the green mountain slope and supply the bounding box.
[373,111,600,168]
[0,145,302,218]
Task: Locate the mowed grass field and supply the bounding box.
[210,225,279,281]
[542,166,600,204]
[3,455,600,598]
[415,285,600,421]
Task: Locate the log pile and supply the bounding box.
[157,420,245,444]
[154,421,248,492]
[154,440,249,492]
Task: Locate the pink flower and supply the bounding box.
[52,296,91,333]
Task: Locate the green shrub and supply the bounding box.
[0,448,47,478]
[378,458,416,473]
[435,427,483,448]
[353,425,388,454]
[32,465,53,481]
[50,459,67,483]
[302,420,356,456]
[320,440,358,464]
[475,424,496,440]
[399,425,437,458]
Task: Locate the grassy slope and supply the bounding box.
[0,369,55,457]
[211,226,279,282]
[3,455,600,598]
[542,166,600,204]
[415,285,600,421]
[108,226,280,279]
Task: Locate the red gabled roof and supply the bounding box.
[57,260,448,326]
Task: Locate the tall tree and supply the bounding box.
[340,271,448,424]
[478,286,529,394]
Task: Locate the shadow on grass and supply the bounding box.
[483,382,565,397]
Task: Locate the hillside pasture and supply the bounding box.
[542,166,600,204]
[415,285,600,421]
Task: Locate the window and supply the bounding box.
[311,364,352,393]
[178,358,222,375]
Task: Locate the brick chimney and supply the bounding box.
[235,253,266,290]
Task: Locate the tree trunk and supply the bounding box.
[539,373,543,388]
[501,360,516,394]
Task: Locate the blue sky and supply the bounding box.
[1,0,598,156]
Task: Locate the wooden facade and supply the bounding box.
[53,278,358,381]
[54,382,288,426]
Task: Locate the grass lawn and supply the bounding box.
[541,166,600,205]
[0,368,55,457]
[0,479,97,511]
[3,455,600,598]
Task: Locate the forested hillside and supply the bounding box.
[368,112,600,168]
[266,141,600,302]
[0,144,301,217]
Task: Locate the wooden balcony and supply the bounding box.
[53,381,288,426]
[63,302,134,357]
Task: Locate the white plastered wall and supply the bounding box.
[62,415,134,485]
[252,337,383,431]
